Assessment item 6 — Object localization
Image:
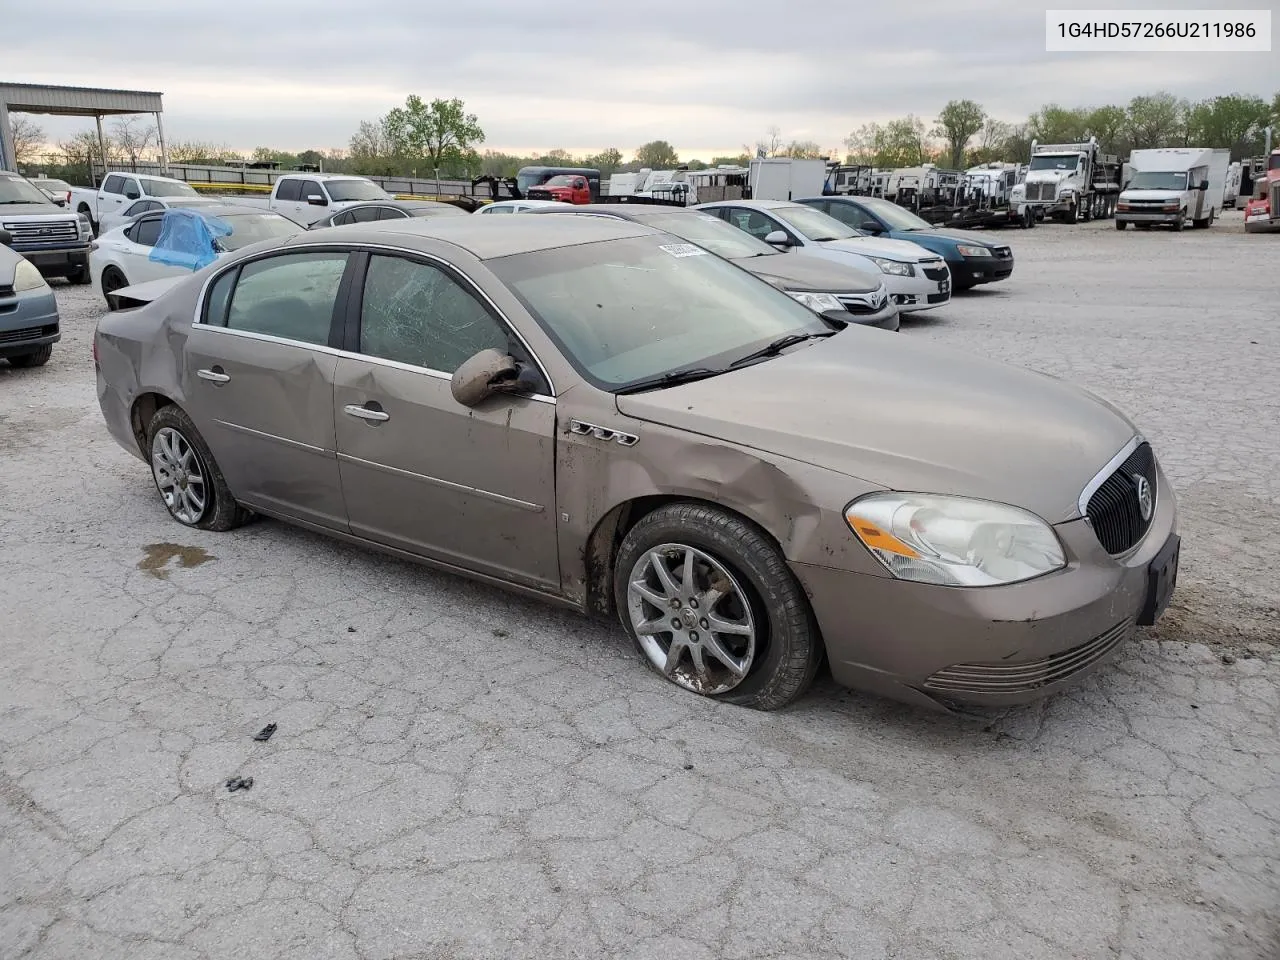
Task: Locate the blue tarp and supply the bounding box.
[148,209,232,271]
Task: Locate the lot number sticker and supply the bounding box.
[658,243,709,258]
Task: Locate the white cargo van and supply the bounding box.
[1115,148,1229,231]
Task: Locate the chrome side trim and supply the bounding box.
[337,452,545,512]
[190,239,558,399]
[1077,434,1144,517]
[212,418,333,457]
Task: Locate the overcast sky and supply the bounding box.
[8,0,1276,160]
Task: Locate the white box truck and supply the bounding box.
[748,158,827,201]
[1115,148,1230,231]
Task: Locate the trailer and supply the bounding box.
[1019,137,1121,222]
[747,158,827,201]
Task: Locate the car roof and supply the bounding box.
[147,204,279,219]
[334,199,456,211]
[278,172,369,181]
[699,199,796,211]
[529,204,705,223]
[302,215,660,260]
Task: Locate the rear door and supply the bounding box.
[113,214,173,285]
[332,251,559,589]
[182,249,353,530]
[272,177,304,223]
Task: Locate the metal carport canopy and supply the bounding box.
[0,82,166,172]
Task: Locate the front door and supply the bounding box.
[182,249,351,530]
[333,252,559,589]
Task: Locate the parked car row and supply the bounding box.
[91,210,1178,713]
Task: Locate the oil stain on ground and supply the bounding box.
[138,543,215,579]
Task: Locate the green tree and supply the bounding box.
[933,99,986,168]
[1086,105,1127,153]
[168,140,239,163]
[635,139,679,168]
[966,119,1012,165]
[1184,94,1270,157]
[711,154,750,167]
[779,139,825,159]
[585,147,623,175]
[879,115,931,166]
[383,95,485,176]
[1125,92,1188,149]
[1028,104,1092,145]
[843,123,881,164]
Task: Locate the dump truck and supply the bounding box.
[1018,137,1122,222]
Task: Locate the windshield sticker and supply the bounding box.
[658,242,709,258]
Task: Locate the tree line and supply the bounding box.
[12,89,1279,187]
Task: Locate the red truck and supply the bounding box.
[525,173,593,204]
[1243,149,1280,234]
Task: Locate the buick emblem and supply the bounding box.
[1133,474,1153,521]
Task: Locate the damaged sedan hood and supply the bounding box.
[615,330,1137,523]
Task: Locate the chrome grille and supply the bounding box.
[837,293,885,315]
[992,246,1011,259]
[1026,183,1054,202]
[1085,441,1157,554]
[923,620,1133,695]
[1,219,79,244]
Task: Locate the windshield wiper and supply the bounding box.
[613,367,727,395]
[730,331,835,368]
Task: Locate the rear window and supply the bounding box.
[140,178,199,198]
[324,179,390,202]
[217,213,306,251]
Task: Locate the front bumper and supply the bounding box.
[821,299,899,331]
[949,255,1014,287]
[15,244,90,278]
[1116,210,1181,225]
[790,463,1178,710]
[0,287,61,358]
[884,269,951,313]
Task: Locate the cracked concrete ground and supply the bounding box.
[1,212,1277,959]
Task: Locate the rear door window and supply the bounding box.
[348,205,381,223]
[275,178,302,202]
[129,216,164,247]
[223,251,348,345]
[376,206,410,220]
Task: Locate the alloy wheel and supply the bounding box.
[151,426,208,524]
[626,543,757,695]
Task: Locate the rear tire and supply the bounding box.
[146,405,252,532]
[613,502,822,710]
[101,267,129,308]
[7,345,53,368]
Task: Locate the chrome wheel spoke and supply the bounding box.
[706,613,752,636]
[631,580,668,610]
[633,617,668,636]
[679,548,696,594]
[687,642,708,677]
[703,633,749,678]
[662,638,687,675]
[649,551,681,597]
[152,427,207,524]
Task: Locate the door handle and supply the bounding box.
[197,368,230,383]
[344,403,389,423]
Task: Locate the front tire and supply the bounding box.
[146,406,251,531]
[613,503,822,710]
[1115,221,1127,230]
[7,345,53,368]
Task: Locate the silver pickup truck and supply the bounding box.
[0,170,93,284]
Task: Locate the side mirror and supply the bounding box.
[859,220,884,234]
[0,229,12,246]
[450,348,538,407]
[306,194,328,206]
[763,229,792,247]
[1199,180,1209,191]
[124,190,140,200]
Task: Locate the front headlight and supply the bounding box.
[845,492,1066,587]
[868,257,914,277]
[956,245,991,258]
[788,291,844,312]
[77,215,92,239]
[13,258,49,293]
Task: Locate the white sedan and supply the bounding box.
[474,199,574,214]
[89,204,304,305]
[695,200,953,313]
[97,195,223,234]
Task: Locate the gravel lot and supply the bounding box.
[2,213,1277,960]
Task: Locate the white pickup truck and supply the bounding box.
[233,173,394,226]
[70,172,203,234]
